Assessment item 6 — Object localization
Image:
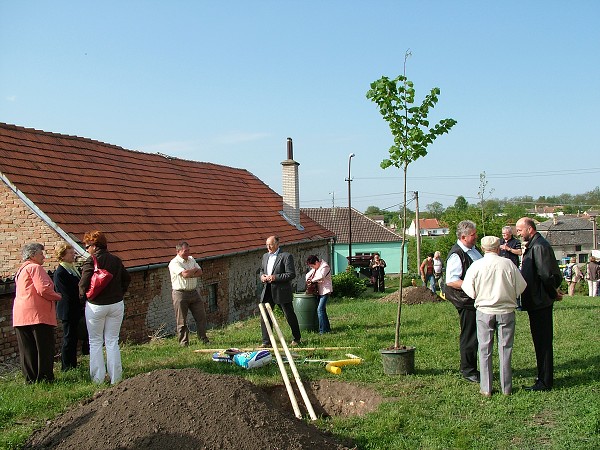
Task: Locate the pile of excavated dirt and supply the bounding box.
[24,368,381,449]
[378,286,444,305]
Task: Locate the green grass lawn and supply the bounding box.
[1,289,599,449]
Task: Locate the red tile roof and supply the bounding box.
[418,218,445,229]
[301,207,402,243]
[0,123,334,267]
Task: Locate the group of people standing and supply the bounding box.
[563,255,600,297]
[444,218,562,397]
[419,251,444,293]
[12,233,335,385]
[12,231,130,385]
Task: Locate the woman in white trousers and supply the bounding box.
[86,301,124,384]
[79,231,131,384]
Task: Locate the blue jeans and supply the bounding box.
[317,294,331,334]
[424,274,436,293]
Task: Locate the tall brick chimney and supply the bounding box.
[281,137,301,227]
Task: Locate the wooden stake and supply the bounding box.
[194,346,360,354]
[265,303,318,421]
[258,303,302,419]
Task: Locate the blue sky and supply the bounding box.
[1,1,599,212]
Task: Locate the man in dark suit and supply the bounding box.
[259,235,301,347]
[516,217,562,391]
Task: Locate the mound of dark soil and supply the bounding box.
[378,286,444,305]
[24,368,366,450]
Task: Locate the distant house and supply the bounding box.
[0,123,334,361]
[370,215,385,227]
[407,218,449,237]
[536,216,598,264]
[301,207,406,275]
[528,205,564,219]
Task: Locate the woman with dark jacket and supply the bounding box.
[54,244,88,371]
[79,231,131,384]
[586,255,600,297]
[369,253,387,292]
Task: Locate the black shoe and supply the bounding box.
[523,382,551,392]
[463,374,480,383]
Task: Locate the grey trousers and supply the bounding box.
[476,310,515,395]
[172,289,207,345]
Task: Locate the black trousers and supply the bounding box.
[61,317,89,370]
[260,286,301,345]
[15,324,56,383]
[61,319,78,371]
[527,305,554,388]
[457,308,478,377]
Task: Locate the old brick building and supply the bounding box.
[0,123,334,363]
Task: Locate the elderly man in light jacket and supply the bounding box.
[462,236,527,397]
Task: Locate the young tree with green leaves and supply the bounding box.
[366,52,457,349]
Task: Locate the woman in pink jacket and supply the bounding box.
[13,243,62,383]
[305,255,333,334]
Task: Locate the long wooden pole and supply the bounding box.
[193,346,360,354]
[265,303,317,421]
[258,303,301,419]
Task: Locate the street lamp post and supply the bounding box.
[346,153,355,267]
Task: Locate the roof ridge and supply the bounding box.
[0,121,254,173]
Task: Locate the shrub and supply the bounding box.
[332,271,367,298]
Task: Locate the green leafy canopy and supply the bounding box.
[366,75,457,170]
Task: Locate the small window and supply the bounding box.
[575,245,582,251]
[579,254,587,264]
[207,283,218,312]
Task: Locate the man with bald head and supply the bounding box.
[515,217,562,391]
[258,236,301,347]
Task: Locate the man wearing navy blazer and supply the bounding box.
[259,235,301,347]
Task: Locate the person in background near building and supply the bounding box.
[370,253,386,292]
[420,252,436,293]
[444,220,483,383]
[13,243,62,383]
[54,244,88,371]
[462,236,527,398]
[305,255,333,334]
[79,231,131,385]
[433,251,444,291]
[259,236,301,347]
[499,225,523,309]
[515,217,562,391]
[168,241,210,346]
[586,255,600,297]
[564,256,583,296]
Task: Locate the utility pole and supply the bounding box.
[346,154,355,267]
[414,191,421,274]
[591,214,598,250]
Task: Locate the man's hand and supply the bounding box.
[261,274,275,283]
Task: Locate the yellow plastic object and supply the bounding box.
[324,358,362,374]
[325,364,342,374]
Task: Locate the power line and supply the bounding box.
[355,167,600,181]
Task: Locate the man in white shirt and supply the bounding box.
[168,241,209,346]
[462,236,527,397]
[444,220,483,383]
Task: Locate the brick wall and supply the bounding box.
[1,182,330,363]
[0,183,66,278]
